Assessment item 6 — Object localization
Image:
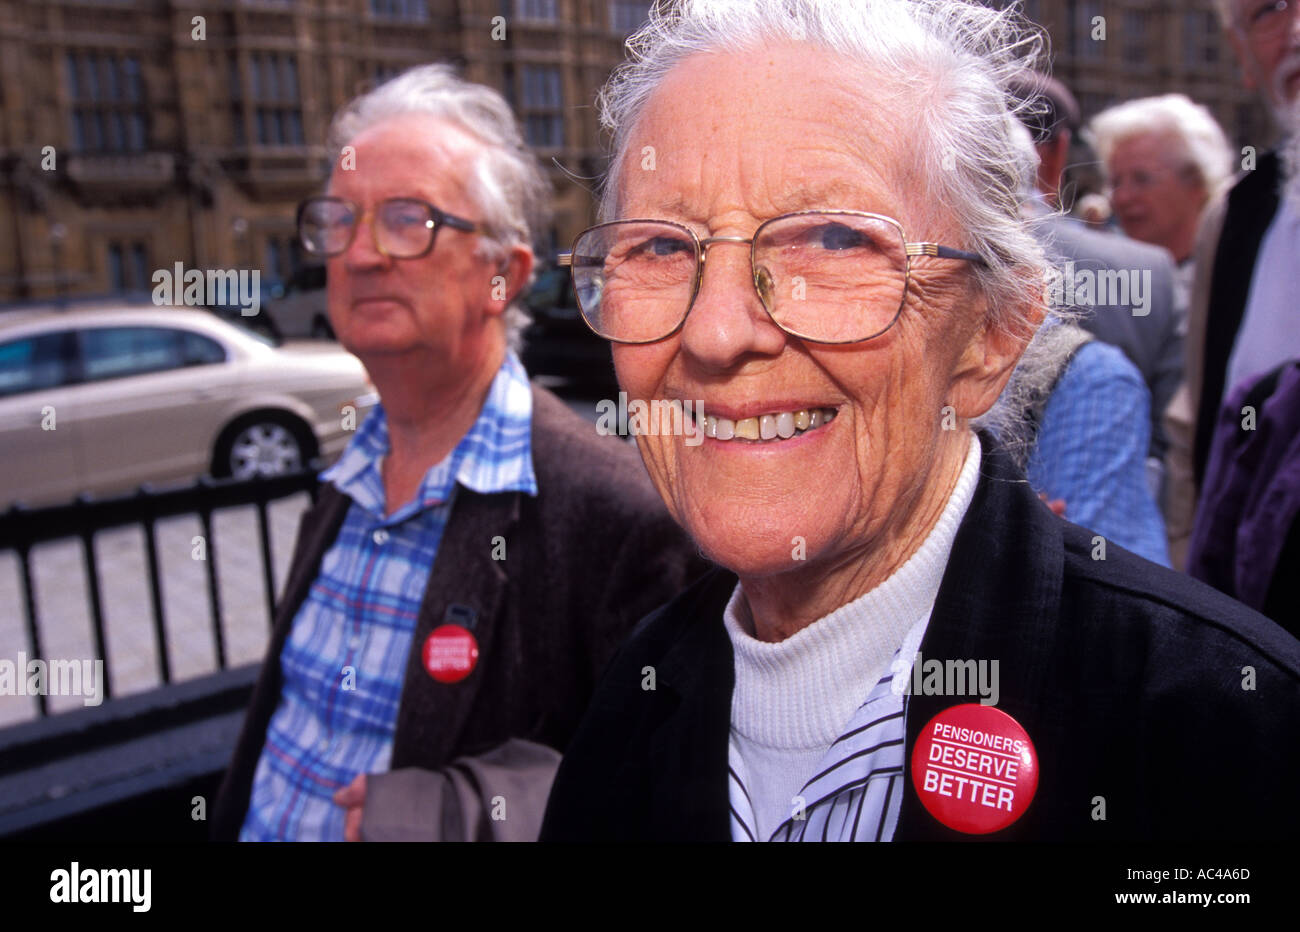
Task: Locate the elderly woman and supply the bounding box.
[541,0,1300,841]
[1086,94,1234,313]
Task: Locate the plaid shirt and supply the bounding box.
[240,352,537,841]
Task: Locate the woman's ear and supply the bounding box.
[947,293,1046,419]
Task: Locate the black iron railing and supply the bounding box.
[0,468,321,716]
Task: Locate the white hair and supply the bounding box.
[327,64,551,352]
[1085,94,1235,199]
[597,0,1051,346]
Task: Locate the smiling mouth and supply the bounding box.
[693,406,838,444]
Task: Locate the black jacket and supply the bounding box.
[212,385,708,841]
[1195,151,1282,487]
[541,437,1300,841]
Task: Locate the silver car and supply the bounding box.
[0,303,376,508]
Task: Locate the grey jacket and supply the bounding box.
[1039,215,1182,460]
[363,739,562,842]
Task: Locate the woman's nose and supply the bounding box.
[678,241,787,370]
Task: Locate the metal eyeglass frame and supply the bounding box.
[558,209,987,345]
[297,195,483,259]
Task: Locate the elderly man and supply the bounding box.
[541,0,1300,842]
[1165,0,1300,566]
[212,64,704,842]
[1087,95,1234,273]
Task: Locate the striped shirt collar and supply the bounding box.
[321,350,538,521]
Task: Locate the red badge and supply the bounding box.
[911,703,1038,834]
[422,625,479,683]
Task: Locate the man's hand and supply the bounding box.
[334,773,367,842]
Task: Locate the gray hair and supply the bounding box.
[1085,94,1235,199]
[597,0,1052,345]
[327,63,551,352]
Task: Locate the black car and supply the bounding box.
[521,266,616,395]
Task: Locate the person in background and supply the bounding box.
[1004,73,1178,559]
[1185,98,1300,634]
[213,64,705,842]
[1085,93,1234,319]
[1165,0,1300,569]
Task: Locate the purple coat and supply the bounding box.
[1187,360,1300,629]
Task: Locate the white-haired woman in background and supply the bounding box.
[539,0,1300,842]
[1086,94,1234,315]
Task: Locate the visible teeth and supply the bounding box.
[705,407,837,444]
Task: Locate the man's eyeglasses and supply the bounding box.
[558,210,986,345]
[1241,0,1293,41]
[297,196,482,259]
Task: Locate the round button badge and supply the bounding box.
[910,703,1038,834]
[422,624,480,684]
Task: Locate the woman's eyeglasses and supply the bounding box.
[559,210,985,345]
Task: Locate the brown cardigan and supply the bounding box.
[212,385,707,841]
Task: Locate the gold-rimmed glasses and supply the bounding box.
[558,210,986,345]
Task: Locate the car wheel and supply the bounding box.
[213,414,312,479]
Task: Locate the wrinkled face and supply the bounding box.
[1106,132,1207,254]
[1229,0,1300,120]
[326,115,505,377]
[610,42,1011,583]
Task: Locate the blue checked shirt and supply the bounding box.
[240,352,538,842]
[1028,340,1170,567]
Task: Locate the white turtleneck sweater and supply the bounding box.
[723,432,982,840]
